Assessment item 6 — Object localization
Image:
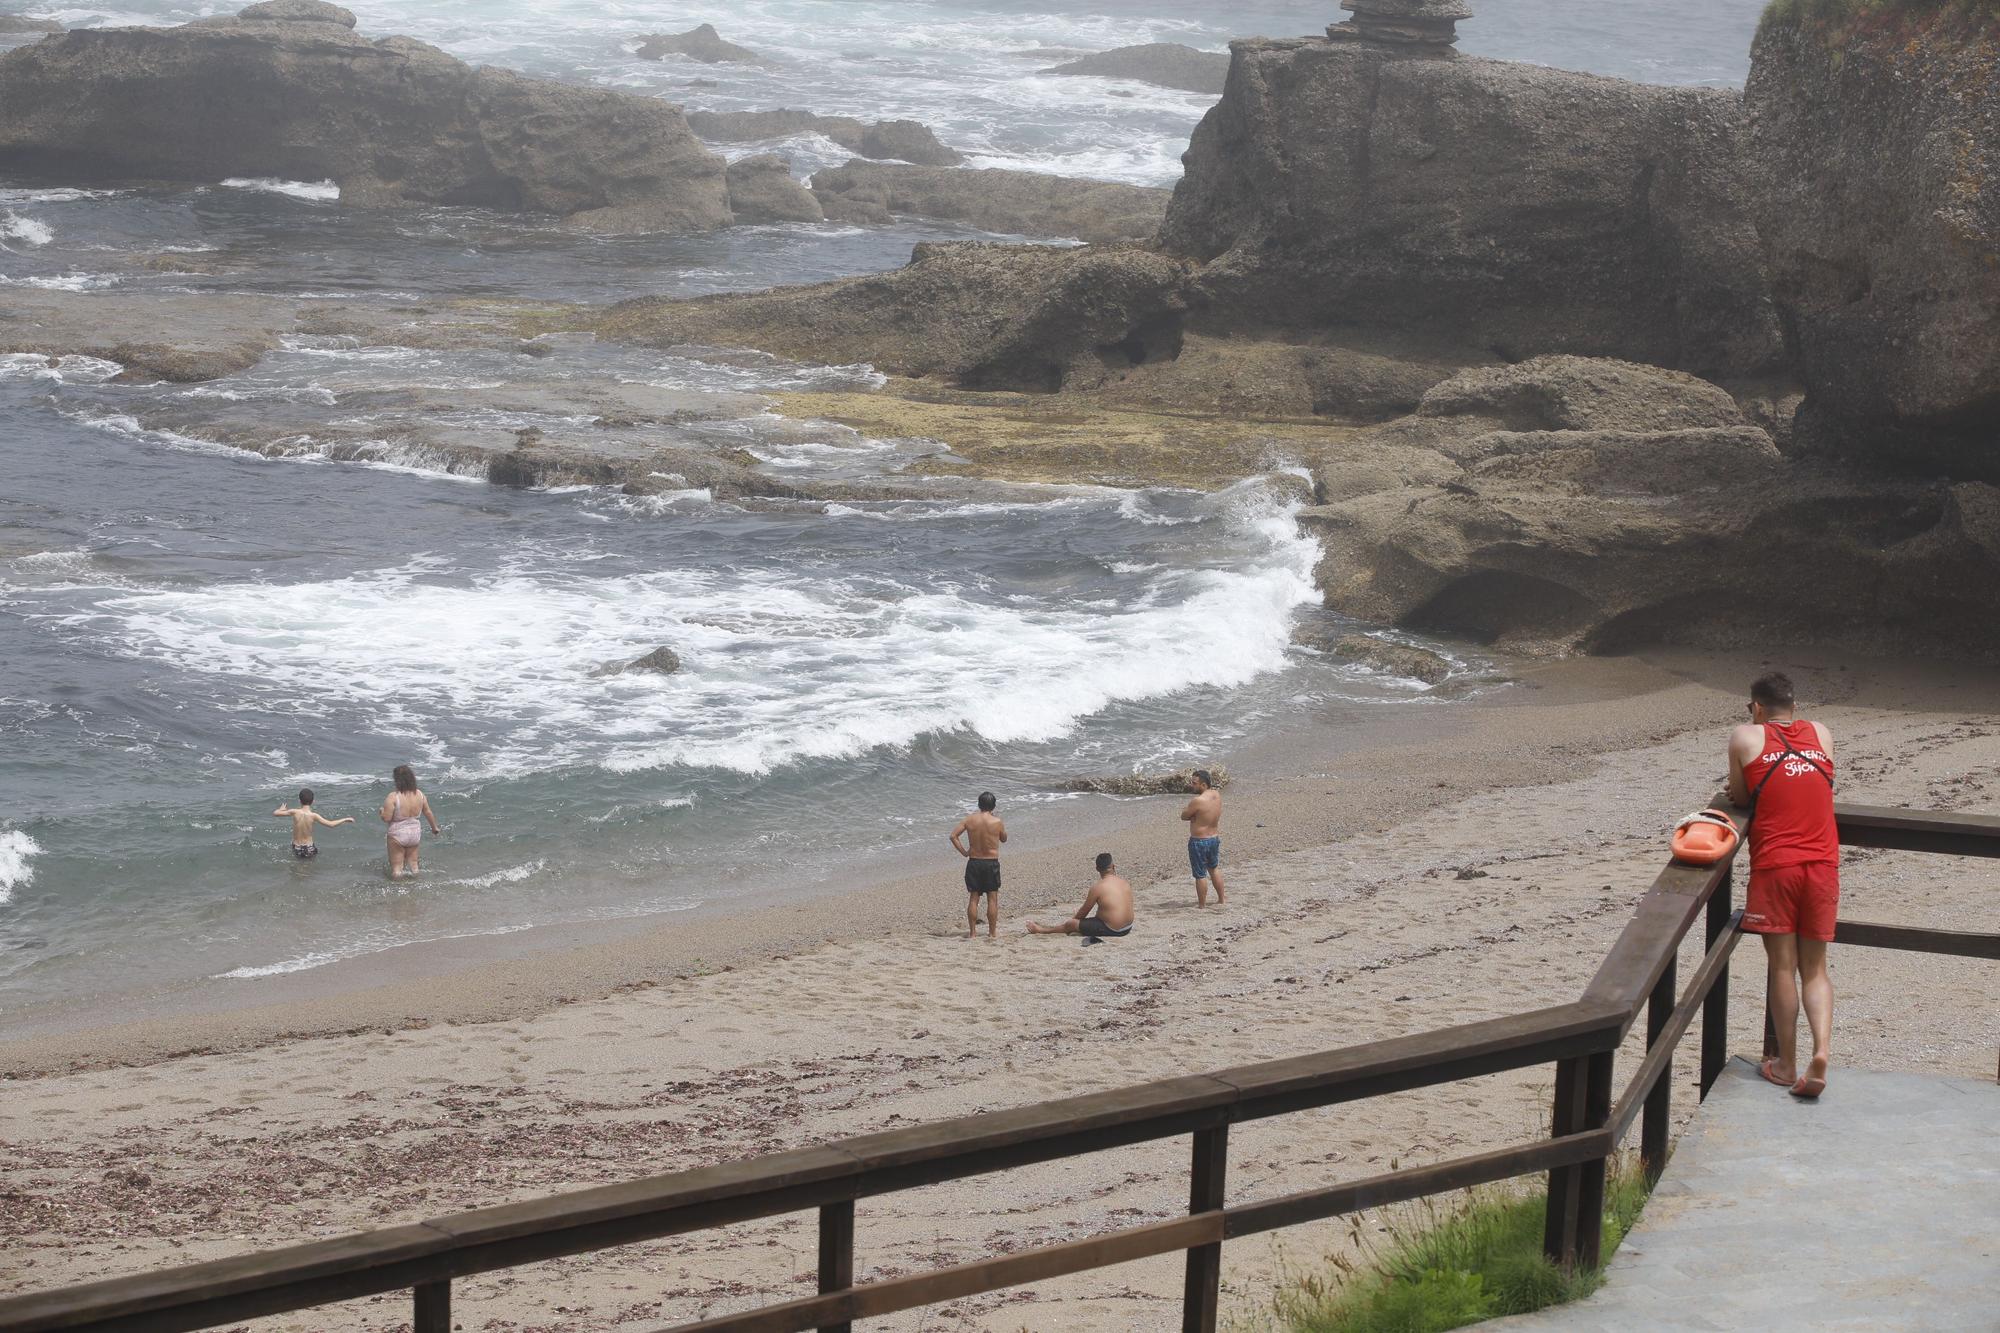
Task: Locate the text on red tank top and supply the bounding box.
[1744,719,1839,870]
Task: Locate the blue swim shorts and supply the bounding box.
[1188,836,1221,881]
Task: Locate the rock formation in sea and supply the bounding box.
[1330,0,1472,48]
[810,161,1170,244]
[1039,43,1231,95]
[0,0,731,232]
[634,23,761,65]
[1159,36,1784,380]
[683,109,963,165]
[725,155,824,224]
[1746,3,2000,475]
[599,242,1191,394]
[0,15,62,34]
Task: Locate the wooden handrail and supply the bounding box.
[2,800,1994,1333]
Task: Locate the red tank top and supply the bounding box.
[1743,719,1838,870]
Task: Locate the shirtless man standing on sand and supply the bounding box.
[950,791,1006,939]
[1027,853,1134,944]
[1180,770,1226,906]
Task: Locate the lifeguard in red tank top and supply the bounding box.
[1743,719,1839,871]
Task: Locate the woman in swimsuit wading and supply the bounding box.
[380,764,442,880]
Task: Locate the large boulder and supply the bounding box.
[810,160,1170,244]
[1746,7,2000,474]
[1160,38,1785,379]
[724,154,823,223]
[1041,43,1230,95]
[1294,358,2000,658]
[597,241,1192,393]
[683,109,962,165]
[1415,356,1747,433]
[634,24,760,64]
[0,4,731,232]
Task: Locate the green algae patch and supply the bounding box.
[771,383,1355,490]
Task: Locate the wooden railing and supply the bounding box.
[2,802,1995,1333]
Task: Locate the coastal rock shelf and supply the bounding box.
[0,0,731,232]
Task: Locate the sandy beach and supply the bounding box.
[4,651,1997,1331]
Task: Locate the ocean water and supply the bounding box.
[0,0,1765,1015]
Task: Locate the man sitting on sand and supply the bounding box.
[1028,853,1134,945]
[1726,671,1839,1099]
[272,788,354,860]
[950,790,1007,939]
[1180,769,1226,906]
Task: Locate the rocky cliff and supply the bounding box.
[1747,2,2000,473]
[1160,38,1785,380]
[0,0,730,232]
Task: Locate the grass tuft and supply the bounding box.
[1257,1159,1653,1333]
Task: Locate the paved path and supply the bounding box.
[1493,1056,2000,1331]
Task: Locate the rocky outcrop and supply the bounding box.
[684,110,962,165]
[810,160,1170,244]
[591,646,683,677]
[725,154,823,223]
[634,24,760,64]
[1746,6,2000,475]
[1331,0,1470,47]
[597,241,1192,393]
[1060,766,1229,796]
[1161,38,1785,379]
[0,2,731,232]
[1296,358,2000,657]
[1040,43,1230,95]
[1329,634,1452,684]
[1414,356,1747,434]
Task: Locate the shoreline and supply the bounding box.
[6,648,1995,1331]
[4,650,1741,1077]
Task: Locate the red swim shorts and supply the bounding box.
[1743,861,1840,942]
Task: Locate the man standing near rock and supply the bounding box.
[950,791,1006,940]
[1726,672,1838,1098]
[1180,770,1226,907]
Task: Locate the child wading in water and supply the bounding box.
[273,788,354,860]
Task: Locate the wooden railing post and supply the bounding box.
[1641,954,1676,1182]
[1541,1055,1585,1265]
[1542,1050,1614,1271]
[1573,1050,1614,1270]
[1182,1125,1228,1333]
[413,1280,449,1333]
[1700,866,1733,1098]
[817,1200,854,1333]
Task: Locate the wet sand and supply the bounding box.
[3,651,1997,1331]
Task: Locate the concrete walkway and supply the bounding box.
[1492,1057,2000,1332]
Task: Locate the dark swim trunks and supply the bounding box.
[965,858,1001,894]
[1188,836,1221,881]
[1078,918,1132,946]
[291,843,318,860]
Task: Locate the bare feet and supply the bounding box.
[1759,1057,1796,1088]
[1791,1053,1829,1099]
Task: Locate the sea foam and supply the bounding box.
[0,830,41,903]
[219,177,341,203]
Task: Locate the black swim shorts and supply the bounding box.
[965,858,1001,894]
[291,843,318,860]
[1078,918,1132,944]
